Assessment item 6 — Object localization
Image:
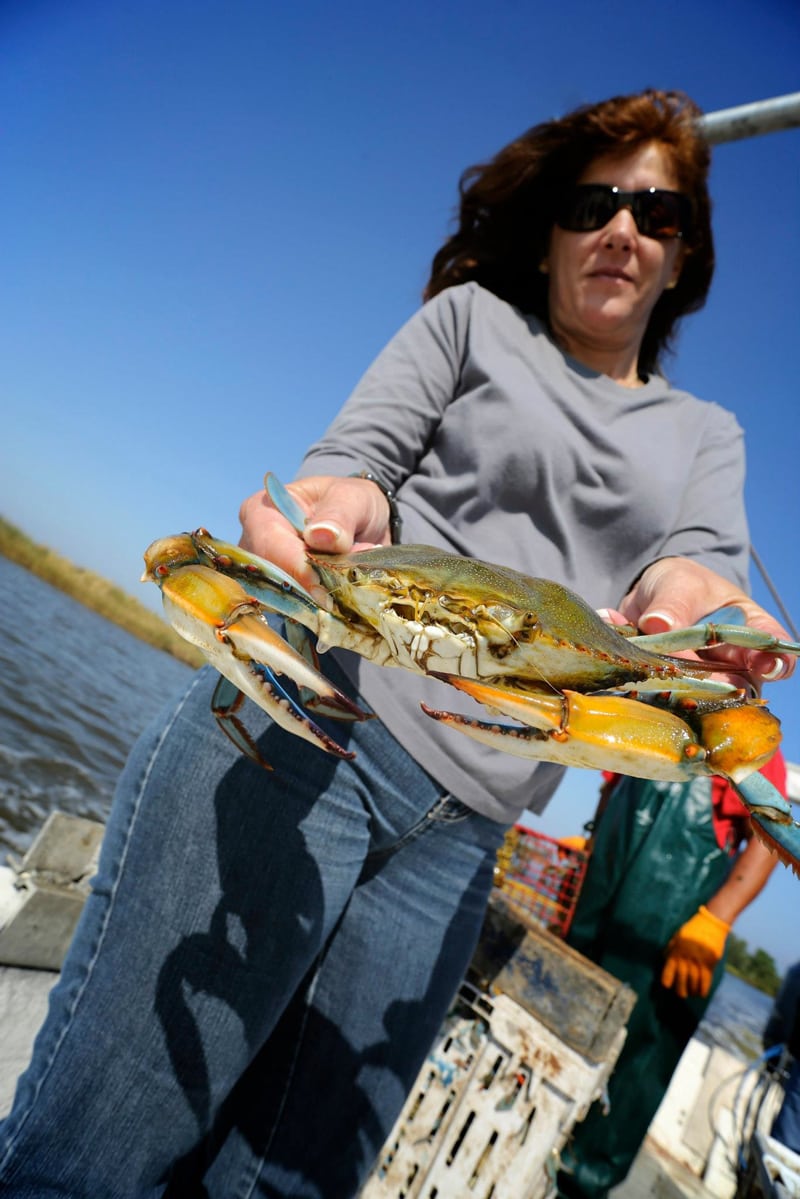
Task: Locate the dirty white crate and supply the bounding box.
[360,981,628,1199]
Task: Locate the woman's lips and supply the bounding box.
[590,266,633,282]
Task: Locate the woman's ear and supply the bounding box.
[664,246,685,291]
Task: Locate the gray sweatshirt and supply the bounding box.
[299,282,748,824]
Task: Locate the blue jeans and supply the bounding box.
[0,663,506,1198]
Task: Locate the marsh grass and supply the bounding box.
[0,516,204,669]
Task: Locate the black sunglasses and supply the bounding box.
[556,184,693,241]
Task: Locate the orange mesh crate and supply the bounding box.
[493,824,589,938]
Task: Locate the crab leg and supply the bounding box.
[210,675,279,767]
[146,558,368,766]
[265,471,308,532]
[629,603,800,658]
[734,772,800,877]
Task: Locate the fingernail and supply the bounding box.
[641,610,675,632]
[596,609,612,623]
[307,520,341,536]
[761,657,788,682]
[306,521,343,549]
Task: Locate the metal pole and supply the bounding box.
[698,95,800,645]
[698,92,800,144]
[695,93,800,806]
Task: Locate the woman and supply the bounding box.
[0,88,793,1198]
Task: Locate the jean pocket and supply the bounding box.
[425,794,472,824]
[364,793,474,866]
[393,793,472,848]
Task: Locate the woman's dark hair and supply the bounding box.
[424,89,714,377]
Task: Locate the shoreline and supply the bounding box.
[0,516,204,669]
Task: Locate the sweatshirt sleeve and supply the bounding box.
[648,403,750,591]
[297,286,472,491]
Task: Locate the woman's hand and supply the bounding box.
[619,557,795,687]
[238,475,392,603]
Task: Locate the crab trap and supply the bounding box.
[493,824,590,939]
[359,895,635,1199]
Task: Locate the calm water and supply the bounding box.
[0,556,775,1055]
[0,556,194,859]
[700,970,774,1062]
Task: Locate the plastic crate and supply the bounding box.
[360,981,628,1199]
[494,824,589,938]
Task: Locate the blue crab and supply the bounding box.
[142,476,800,872]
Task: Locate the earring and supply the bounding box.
[538,259,549,275]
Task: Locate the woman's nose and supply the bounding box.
[602,206,637,247]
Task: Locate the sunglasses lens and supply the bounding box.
[556,186,690,240]
[636,191,684,239]
[557,186,616,232]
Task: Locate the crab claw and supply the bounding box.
[143,546,368,767]
[422,676,708,780]
[182,528,374,718]
[187,527,320,615]
[426,674,799,875]
[685,696,782,782]
[142,531,206,580]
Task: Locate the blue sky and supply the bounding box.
[1,0,799,967]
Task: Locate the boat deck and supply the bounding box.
[0,962,761,1199]
[614,1137,712,1199]
[0,818,791,1199]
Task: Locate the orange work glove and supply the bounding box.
[661,905,731,998]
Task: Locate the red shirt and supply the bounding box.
[710,749,787,853]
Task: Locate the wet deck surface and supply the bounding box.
[0,965,54,1118]
[612,1137,713,1199]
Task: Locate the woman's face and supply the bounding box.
[543,142,685,377]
